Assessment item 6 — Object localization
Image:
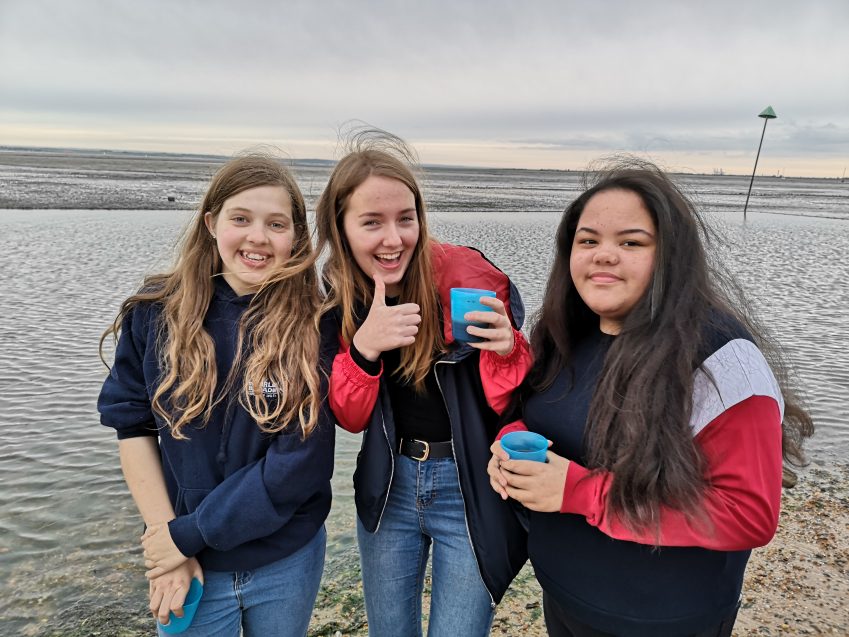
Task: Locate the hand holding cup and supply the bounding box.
[450,288,514,355]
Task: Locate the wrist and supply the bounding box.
[352,333,380,362]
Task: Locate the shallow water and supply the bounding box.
[0,169,847,632]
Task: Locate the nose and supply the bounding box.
[592,245,619,264]
[246,222,269,244]
[382,223,403,247]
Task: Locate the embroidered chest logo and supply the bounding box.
[247,379,279,399]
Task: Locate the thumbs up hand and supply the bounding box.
[352,274,422,361]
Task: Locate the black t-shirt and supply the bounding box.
[349,297,451,443]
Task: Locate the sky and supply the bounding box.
[1,0,847,177]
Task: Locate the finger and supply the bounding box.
[490,443,510,460]
[500,459,544,477]
[146,566,166,579]
[191,563,205,585]
[372,273,386,307]
[170,585,188,618]
[478,295,507,315]
[145,558,155,569]
[149,584,164,617]
[490,476,508,499]
[396,302,421,315]
[463,309,502,326]
[158,588,176,625]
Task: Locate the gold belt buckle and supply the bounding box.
[411,440,430,461]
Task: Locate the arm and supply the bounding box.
[119,436,176,526]
[98,308,201,614]
[478,330,532,415]
[329,345,381,433]
[498,396,783,551]
[145,415,335,571]
[560,396,783,550]
[329,273,418,432]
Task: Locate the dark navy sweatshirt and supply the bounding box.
[98,278,336,572]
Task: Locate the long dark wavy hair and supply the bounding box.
[509,157,813,531]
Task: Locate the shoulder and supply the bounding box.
[690,317,783,436]
[429,240,508,292]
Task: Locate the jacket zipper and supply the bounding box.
[434,358,496,608]
[373,390,395,533]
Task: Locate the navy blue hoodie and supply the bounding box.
[98,278,336,572]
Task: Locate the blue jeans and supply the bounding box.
[357,455,495,637]
[157,526,325,637]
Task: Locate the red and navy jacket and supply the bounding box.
[493,323,784,635]
[328,242,530,603]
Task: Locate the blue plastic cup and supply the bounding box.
[158,577,203,634]
[450,288,497,343]
[500,431,549,462]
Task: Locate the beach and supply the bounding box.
[2,149,847,635]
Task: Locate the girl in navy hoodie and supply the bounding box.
[98,155,335,637]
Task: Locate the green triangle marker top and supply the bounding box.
[759,106,777,119]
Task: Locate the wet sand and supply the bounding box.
[37,465,847,636]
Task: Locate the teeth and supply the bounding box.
[242,252,268,262]
[375,252,401,261]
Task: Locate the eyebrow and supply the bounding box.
[225,206,291,218]
[576,227,655,237]
[357,208,417,218]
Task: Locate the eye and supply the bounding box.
[269,221,290,231]
[576,238,597,246]
[622,240,643,247]
[400,215,417,223]
[363,220,380,227]
[232,215,248,224]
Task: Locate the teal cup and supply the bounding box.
[158,577,203,634]
[450,288,497,343]
[500,431,548,462]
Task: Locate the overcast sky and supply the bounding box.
[1,0,847,176]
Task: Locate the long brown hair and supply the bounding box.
[511,157,813,530]
[315,129,444,389]
[100,154,322,439]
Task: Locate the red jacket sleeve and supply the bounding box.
[560,395,783,550]
[494,419,529,441]
[479,328,532,415]
[329,341,382,434]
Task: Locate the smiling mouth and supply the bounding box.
[240,251,270,264]
[375,252,401,263]
[589,273,621,283]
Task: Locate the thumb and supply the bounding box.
[372,273,386,307]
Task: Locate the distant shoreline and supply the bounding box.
[3,145,842,183]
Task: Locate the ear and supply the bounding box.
[204,212,215,237]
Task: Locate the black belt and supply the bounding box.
[399,438,453,461]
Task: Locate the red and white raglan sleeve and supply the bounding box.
[560,339,785,551]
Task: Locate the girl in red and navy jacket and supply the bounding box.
[487,159,813,636]
[314,139,529,637]
[98,156,335,637]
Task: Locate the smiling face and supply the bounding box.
[342,175,420,296]
[205,185,295,296]
[570,188,657,334]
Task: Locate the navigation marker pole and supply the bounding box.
[743,106,777,221]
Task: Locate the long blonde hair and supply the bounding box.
[100,154,322,439]
[315,133,444,389]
